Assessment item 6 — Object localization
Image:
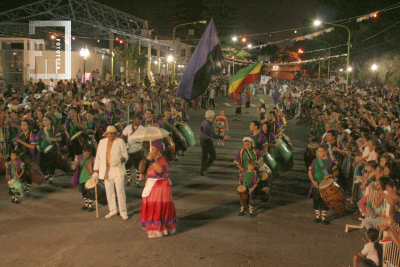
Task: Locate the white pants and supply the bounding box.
[104,171,127,217]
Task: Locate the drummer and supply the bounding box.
[109,100,124,126]
[15,120,38,196]
[141,109,156,127]
[159,109,181,161]
[170,108,183,124]
[308,144,339,225]
[65,106,87,159]
[71,145,95,212]
[264,111,282,143]
[6,150,25,204]
[324,130,349,188]
[174,103,189,121]
[8,110,21,145]
[234,137,263,172]
[36,115,62,184]
[121,115,144,187]
[311,114,326,142]
[238,159,259,216]
[247,120,268,152]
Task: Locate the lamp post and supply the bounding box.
[167,55,173,85]
[172,20,207,83]
[311,38,331,79]
[80,47,89,83]
[314,20,350,90]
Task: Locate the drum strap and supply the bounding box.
[81,157,92,176]
[244,149,253,162]
[317,157,330,177]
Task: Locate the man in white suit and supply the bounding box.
[92,126,128,220]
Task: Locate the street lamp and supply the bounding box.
[372,64,378,71]
[247,44,252,48]
[310,38,331,79]
[348,67,352,72]
[232,56,235,75]
[314,19,351,90]
[232,36,237,41]
[340,68,343,72]
[80,47,89,83]
[242,38,246,42]
[172,20,207,83]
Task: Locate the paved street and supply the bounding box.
[0,93,363,267]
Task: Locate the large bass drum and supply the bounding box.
[271,139,293,172]
[254,165,273,203]
[85,178,107,205]
[44,145,73,173]
[162,136,176,161]
[319,178,347,214]
[127,143,147,170]
[171,127,188,152]
[19,153,45,185]
[304,142,319,169]
[176,122,195,148]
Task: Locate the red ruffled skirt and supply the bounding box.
[140,179,177,237]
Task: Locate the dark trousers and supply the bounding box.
[312,187,329,211]
[209,98,215,109]
[39,152,55,175]
[200,138,216,172]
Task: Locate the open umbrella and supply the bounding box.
[128,126,170,143]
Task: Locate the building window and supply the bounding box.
[181,48,186,57]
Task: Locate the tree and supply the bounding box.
[113,44,147,80]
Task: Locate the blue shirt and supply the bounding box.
[200,120,223,140]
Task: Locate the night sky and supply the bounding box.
[1,0,323,44]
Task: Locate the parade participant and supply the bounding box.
[238,159,259,216]
[121,115,143,187]
[311,114,326,142]
[248,120,268,152]
[233,92,242,121]
[352,228,382,267]
[200,110,230,176]
[97,102,110,131]
[71,145,95,212]
[15,120,38,196]
[308,145,339,225]
[264,111,282,143]
[92,126,128,220]
[37,115,62,184]
[245,87,251,114]
[174,103,189,121]
[320,122,333,143]
[171,107,183,123]
[141,109,156,126]
[234,137,262,171]
[65,106,87,159]
[85,113,98,136]
[214,109,229,146]
[139,140,177,238]
[46,105,59,127]
[324,130,349,187]
[6,150,25,204]
[109,100,124,126]
[159,109,178,132]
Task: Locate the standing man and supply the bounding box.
[76,69,83,83]
[121,115,143,187]
[92,126,128,220]
[200,110,230,176]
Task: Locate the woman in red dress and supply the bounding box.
[139,140,177,238]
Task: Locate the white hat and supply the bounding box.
[103,126,119,136]
[344,129,351,134]
[243,137,252,143]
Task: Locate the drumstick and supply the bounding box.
[95,180,98,219]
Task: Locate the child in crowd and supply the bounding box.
[215,109,229,146]
[6,150,25,204]
[71,145,95,212]
[352,228,382,267]
[358,161,379,217]
[238,159,259,216]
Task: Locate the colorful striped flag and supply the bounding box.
[228,59,263,101]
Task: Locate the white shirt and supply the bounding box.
[361,243,379,266]
[209,89,215,99]
[122,124,144,147]
[48,81,54,92]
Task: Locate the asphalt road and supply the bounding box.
[0,93,363,267]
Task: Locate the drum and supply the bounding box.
[85,178,107,205]
[280,133,293,151]
[162,136,176,161]
[70,131,84,155]
[254,170,273,203]
[19,153,45,185]
[171,128,188,152]
[8,178,25,197]
[318,178,347,214]
[138,158,151,174]
[304,142,319,169]
[263,152,279,178]
[127,143,147,170]
[177,123,195,148]
[44,145,73,173]
[237,185,248,207]
[271,139,293,172]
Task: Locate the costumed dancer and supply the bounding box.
[264,112,282,144]
[15,119,37,195]
[139,140,178,238]
[92,126,128,220]
[233,93,242,121]
[36,115,62,184]
[121,115,144,187]
[248,120,268,152]
[71,145,95,212]
[308,144,339,225]
[6,150,25,204]
[65,106,87,160]
[215,109,229,146]
[159,109,180,161]
[238,159,259,216]
[174,103,189,121]
[234,137,262,172]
